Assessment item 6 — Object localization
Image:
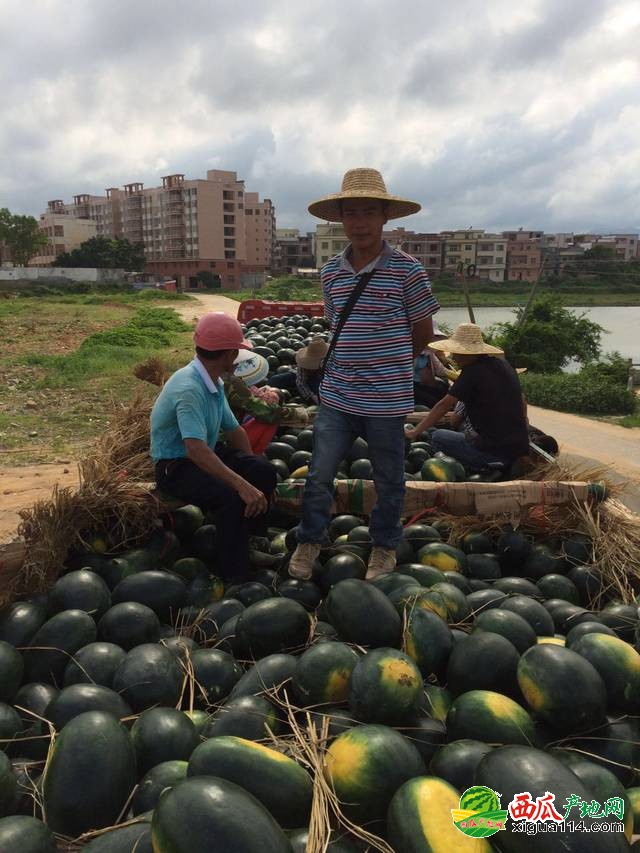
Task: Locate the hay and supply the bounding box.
[86,392,154,482]
[133,356,170,387]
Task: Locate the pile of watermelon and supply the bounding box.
[1,489,639,852]
[244,315,330,384]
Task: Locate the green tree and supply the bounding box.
[55,236,146,270]
[489,295,603,373]
[0,207,50,265]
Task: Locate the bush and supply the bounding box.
[521,372,637,416]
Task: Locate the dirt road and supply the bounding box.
[173,293,240,323]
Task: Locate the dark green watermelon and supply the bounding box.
[97,602,161,650]
[112,644,183,712]
[131,708,199,777]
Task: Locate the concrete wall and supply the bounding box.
[0,266,127,283]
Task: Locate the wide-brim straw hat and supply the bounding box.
[429,323,504,356]
[296,337,329,370]
[234,349,269,385]
[308,168,421,222]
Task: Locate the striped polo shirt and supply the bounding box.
[320,241,439,416]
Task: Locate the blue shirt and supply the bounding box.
[150,359,239,461]
[320,242,439,416]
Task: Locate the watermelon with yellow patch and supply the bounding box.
[446,690,535,745]
[388,777,493,852]
[422,684,452,723]
[348,648,423,723]
[187,735,312,828]
[517,644,607,733]
[421,457,464,483]
[404,608,454,679]
[570,632,640,713]
[323,724,424,824]
[417,543,467,574]
[291,641,359,707]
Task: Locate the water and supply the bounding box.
[436,306,640,368]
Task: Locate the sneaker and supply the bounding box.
[288,543,322,580]
[366,546,397,580]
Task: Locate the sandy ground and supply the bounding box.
[1,292,638,541]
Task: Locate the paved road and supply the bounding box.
[528,405,640,512]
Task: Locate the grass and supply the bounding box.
[0,291,194,465]
[619,414,640,428]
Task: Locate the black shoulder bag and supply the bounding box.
[319,269,377,382]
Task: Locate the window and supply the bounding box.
[223,215,234,224]
[245,209,253,215]
[464,244,474,251]
[321,241,328,249]
[448,243,460,250]
[479,243,493,251]
[447,255,460,264]
[54,225,64,237]
[429,256,438,265]
[496,245,504,252]
[478,256,492,265]
[224,227,235,236]
[225,250,235,259]
[223,190,234,200]
[223,203,234,212]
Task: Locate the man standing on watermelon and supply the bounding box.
[289,168,439,581]
[151,312,277,582]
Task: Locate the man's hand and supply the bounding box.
[235,479,268,517]
[405,425,419,442]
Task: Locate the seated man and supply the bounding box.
[151,312,277,583]
[268,337,329,405]
[413,347,449,407]
[405,323,529,472]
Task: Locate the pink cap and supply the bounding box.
[193,313,252,351]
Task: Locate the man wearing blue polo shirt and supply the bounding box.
[289,168,439,581]
[151,312,277,582]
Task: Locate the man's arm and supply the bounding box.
[226,425,252,454]
[411,316,435,357]
[183,437,267,517]
[405,394,458,440]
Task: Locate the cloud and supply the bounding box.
[1,0,639,234]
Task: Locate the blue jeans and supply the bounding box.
[297,404,406,548]
[431,429,511,473]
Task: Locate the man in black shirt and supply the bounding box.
[405,324,530,471]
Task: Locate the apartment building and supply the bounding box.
[505,233,543,282]
[475,234,507,281]
[30,207,97,265]
[315,224,349,267]
[273,228,315,275]
[596,234,639,262]
[442,230,484,272]
[383,228,444,276]
[47,169,274,289]
[542,233,574,250]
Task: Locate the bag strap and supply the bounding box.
[319,269,377,381]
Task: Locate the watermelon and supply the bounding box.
[164,505,204,539]
[475,745,630,852]
[230,653,297,700]
[446,632,521,699]
[570,715,640,786]
[461,531,494,554]
[188,735,312,827]
[404,608,454,679]
[206,694,282,741]
[446,690,534,745]
[170,557,208,583]
[131,708,199,776]
[403,524,442,551]
[112,643,183,712]
[43,711,136,837]
[421,457,462,482]
[393,717,446,764]
[278,578,322,611]
[565,620,617,648]
[97,602,161,650]
[498,595,555,636]
[349,648,422,723]
[111,570,187,622]
[190,649,243,707]
[318,553,366,593]
[517,644,607,733]
[422,684,452,723]
[325,579,402,648]
[388,777,493,853]
[496,526,531,570]
[472,609,537,655]
[429,739,493,793]
[292,642,359,706]
[599,603,639,643]
[63,641,126,688]
[323,724,425,824]
[0,816,56,853]
[45,684,132,730]
[82,819,152,851]
[536,573,580,603]
[151,776,291,852]
[131,760,188,816]
[571,632,640,713]
[465,553,501,581]
[0,602,46,647]
[0,751,16,817]
[0,641,23,703]
[47,570,111,620]
[417,542,467,573]
[23,610,97,686]
[236,598,311,657]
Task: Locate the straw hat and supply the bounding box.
[429,323,504,356]
[295,337,329,370]
[234,349,269,385]
[308,168,421,222]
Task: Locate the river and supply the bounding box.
[436,306,639,366]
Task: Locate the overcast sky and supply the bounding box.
[1,0,639,233]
